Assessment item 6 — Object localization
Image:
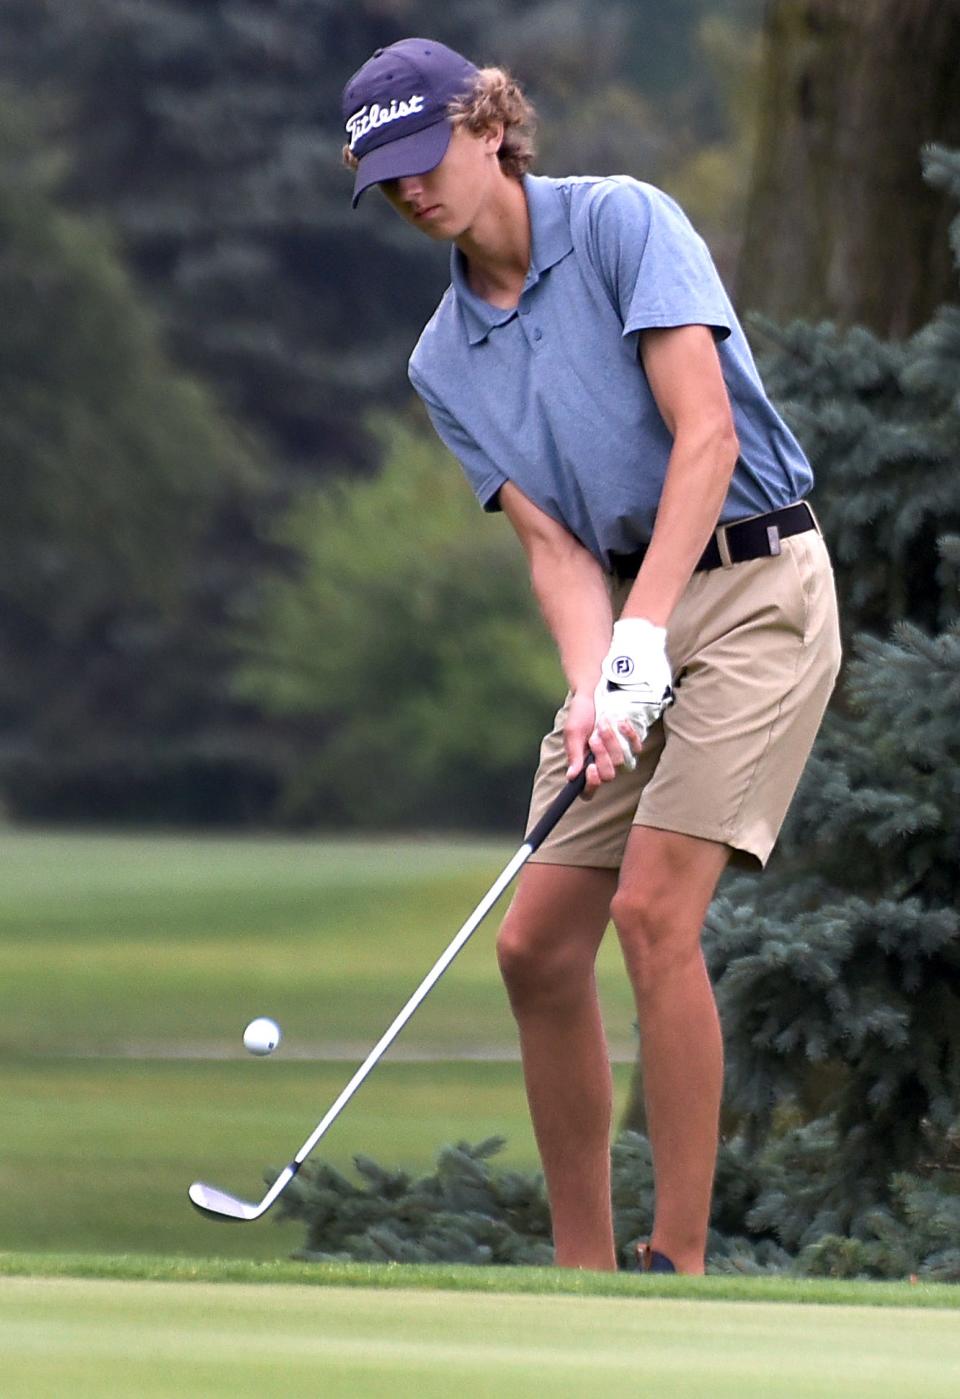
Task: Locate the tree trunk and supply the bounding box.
[736,0,960,337]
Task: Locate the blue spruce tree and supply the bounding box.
[703,146,960,1278]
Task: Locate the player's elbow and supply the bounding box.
[527,527,587,588]
[678,409,739,474]
[708,409,740,470]
[722,428,741,478]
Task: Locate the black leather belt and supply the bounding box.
[608,502,818,580]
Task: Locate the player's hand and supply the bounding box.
[564,691,623,797]
[592,619,674,773]
[564,691,600,793]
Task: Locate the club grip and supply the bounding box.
[522,758,594,852]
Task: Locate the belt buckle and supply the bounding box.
[715,522,734,569]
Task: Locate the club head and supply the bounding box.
[188,1181,266,1222]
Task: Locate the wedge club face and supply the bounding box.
[189,1163,298,1221]
[188,1182,266,1221]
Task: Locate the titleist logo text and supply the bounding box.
[347,95,426,148]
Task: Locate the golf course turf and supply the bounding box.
[4,831,959,1395]
[2,1251,960,1305]
[2,1258,959,1399]
[0,830,634,1260]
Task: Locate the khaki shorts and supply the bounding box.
[526,528,842,870]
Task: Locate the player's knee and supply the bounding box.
[496,917,554,1005]
[496,914,586,1012]
[610,883,698,992]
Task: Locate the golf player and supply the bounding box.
[341,39,841,1274]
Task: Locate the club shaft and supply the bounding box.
[291,840,533,1169]
[191,764,590,1218]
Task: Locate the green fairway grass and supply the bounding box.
[0,829,640,1259]
[3,1252,959,1307]
[2,1055,634,1258]
[2,1272,959,1398]
[0,830,637,1055]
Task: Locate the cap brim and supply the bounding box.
[351,120,452,207]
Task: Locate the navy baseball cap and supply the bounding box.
[341,38,479,207]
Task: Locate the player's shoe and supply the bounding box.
[636,1242,677,1273]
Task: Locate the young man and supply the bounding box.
[341,39,841,1274]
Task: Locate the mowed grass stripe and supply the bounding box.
[0,832,514,903]
[0,941,525,1053]
[2,1278,960,1399]
[1,1254,957,1308]
[0,1058,568,1258]
[0,830,637,1054]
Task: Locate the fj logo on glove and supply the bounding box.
[612,656,635,678]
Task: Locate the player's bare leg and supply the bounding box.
[611,824,729,1275]
[497,862,619,1270]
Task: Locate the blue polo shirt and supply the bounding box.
[407,173,813,571]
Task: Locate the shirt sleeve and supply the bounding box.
[585,178,733,343]
[408,367,507,513]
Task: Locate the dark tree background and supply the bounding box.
[738,0,960,335]
[0,0,957,827]
[0,0,763,482]
[0,0,767,824]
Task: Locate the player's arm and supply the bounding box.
[499,481,626,786]
[622,324,740,626]
[588,324,738,771]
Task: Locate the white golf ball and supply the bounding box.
[243,1016,282,1056]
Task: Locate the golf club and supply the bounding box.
[189,761,593,1222]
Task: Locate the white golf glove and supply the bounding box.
[593,619,674,771]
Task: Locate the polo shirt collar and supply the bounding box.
[451,175,574,345]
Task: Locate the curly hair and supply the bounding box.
[447,67,537,179]
[341,65,537,179]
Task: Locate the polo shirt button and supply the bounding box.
[519,305,530,316]
[533,327,543,341]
